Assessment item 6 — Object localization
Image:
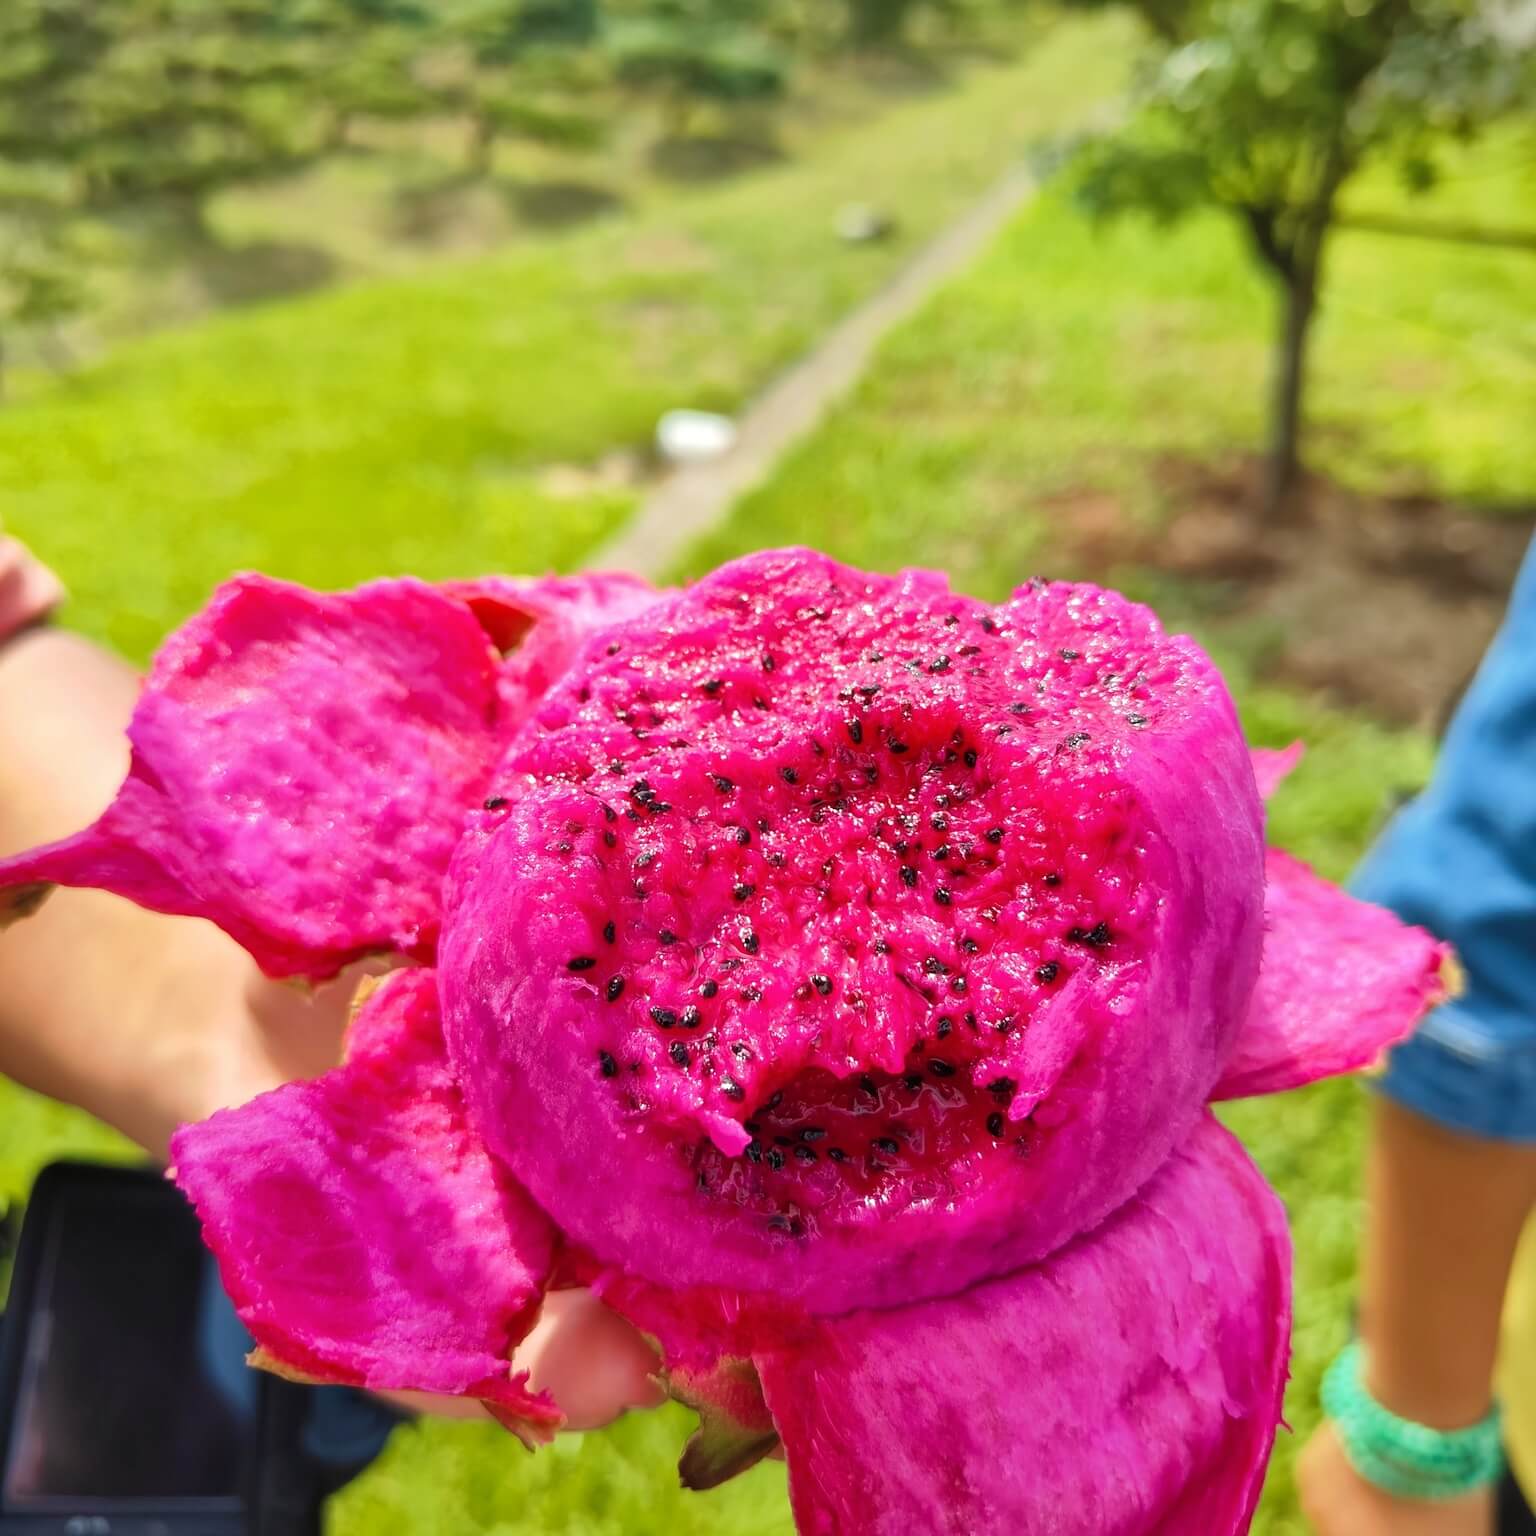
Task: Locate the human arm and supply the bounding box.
[0,619,661,1428]
[1299,1096,1536,1535]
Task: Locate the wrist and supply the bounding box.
[1323,1341,1504,1501]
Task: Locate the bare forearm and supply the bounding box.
[0,628,373,1157]
[1360,1094,1536,1429]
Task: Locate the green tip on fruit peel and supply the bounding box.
[678,1415,780,1491]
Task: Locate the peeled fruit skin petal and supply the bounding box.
[754,1115,1290,1536]
[170,968,559,1430]
[442,548,1267,1314]
[1251,742,1304,801]
[1213,847,1453,1101]
[442,572,661,720]
[0,575,507,981]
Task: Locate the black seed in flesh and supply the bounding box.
[568,956,597,972]
[929,1059,956,1078]
[985,827,1004,844]
[1008,701,1028,716]
[873,939,891,955]
[651,1006,678,1028]
[987,1112,1006,1137]
[934,887,953,907]
[766,1148,785,1170]
[608,759,625,774]
[735,826,751,847]
[603,830,617,848]
[658,929,678,946]
[680,1006,702,1030]
[800,1126,828,1142]
[929,655,951,674]
[733,883,755,902]
[930,813,949,832]
[740,928,760,955]
[603,921,616,944]
[1060,648,1081,662]
[702,678,723,695]
[766,1091,784,1110]
[846,718,863,745]
[794,1145,817,1163]
[762,652,777,672]
[961,937,980,954]
[712,774,734,794]
[904,1073,923,1091]
[963,749,978,768]
[484,795,508,811]
[950,976,968,996]
[701,980,719,999]
[745,1141,763,1163]
[944,614,959,626]
[1043,872,1063,887]
[1063,732,1090,750]
[722,1077,745,1101]
[1068,921,1112,948]
[598,1050,618,1078]
[810,974,833,997]
[669,1041,689,1067]
[1127,712,1148,728]
[900,865,918,888]
[936,1017,953,1039]
[827,1147,847,1163]
[873,1136,900,1156]
[768,1214,803,1235]
[1036,961,1060,984]
[980,617,997,634]
[605,976,625,1002]
[888,738,909,754]
[922,955,949,975]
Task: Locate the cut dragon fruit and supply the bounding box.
[0,548,1457,1535]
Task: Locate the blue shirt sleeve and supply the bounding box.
[1353,534,1536,1140]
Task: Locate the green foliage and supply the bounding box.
[605,0,789,113]
[1072,0,1527,262]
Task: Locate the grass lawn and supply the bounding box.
[674,129,1531,1535]
[0,11,1133,666]
[1,18,1531,1534]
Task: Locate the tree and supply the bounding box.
[445,0,606,176]
[604,0,789,135]
[1069,0,1528,517]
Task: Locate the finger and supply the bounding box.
[513,1288,664,1431]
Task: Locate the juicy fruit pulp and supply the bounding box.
[443,550,1266,1313]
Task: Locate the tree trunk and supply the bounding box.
[1263,267,1315,520]
[847,0,918,48]
[467,113,497,177]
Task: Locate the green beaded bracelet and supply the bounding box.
[1321,1341,1504,1501]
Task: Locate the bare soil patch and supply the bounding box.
[1058,457,1535,731]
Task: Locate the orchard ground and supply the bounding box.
[2,10,1534,1535]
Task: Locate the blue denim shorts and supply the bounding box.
[1354,535,1536,1143]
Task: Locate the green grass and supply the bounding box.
[673,130,1533,1536]
[2,24,1530,1533]
[686,129,1535,599]
[0,10,1134,665]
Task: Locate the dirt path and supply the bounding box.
[593,161,1043,581]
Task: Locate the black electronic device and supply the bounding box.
[0,1162,398,1536]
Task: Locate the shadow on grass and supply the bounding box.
[648,134,785,183]
[191,239,339,307]
[503,178,626,229]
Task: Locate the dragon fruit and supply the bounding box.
[0,548,1451,1534]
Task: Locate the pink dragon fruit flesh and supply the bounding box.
[0,548,1453,1535]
